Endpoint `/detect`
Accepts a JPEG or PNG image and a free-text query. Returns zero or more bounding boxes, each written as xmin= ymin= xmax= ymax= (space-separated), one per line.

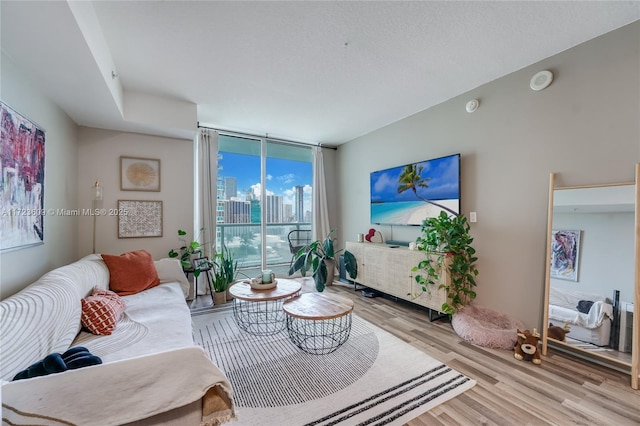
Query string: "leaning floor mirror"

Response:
xmin=542 ymin=164 xmax=639 ymax=390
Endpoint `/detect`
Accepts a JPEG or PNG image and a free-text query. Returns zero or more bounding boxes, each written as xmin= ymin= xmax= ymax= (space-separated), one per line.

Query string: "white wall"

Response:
xmin=336 ymin=22 xmax=640 ymax=328
xmin=77 ymin=128 xmax=194 ymax=260
xmin=0 ymin=53 xmax=80 ymax=298
xmin=552 ymin=212 xmax=635 ymax=304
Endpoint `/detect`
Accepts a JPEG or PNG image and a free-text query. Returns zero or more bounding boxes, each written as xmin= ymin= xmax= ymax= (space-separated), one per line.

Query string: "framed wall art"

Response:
xmin=0 ymin=101 xmax=46 ymax=252
xmin=117 ymin=200 xmax=163 ymax=238
xmin=120 ymin=156 xmax=161 ymax=192
xmin=550 ymin=229 xmax=581 ymax=281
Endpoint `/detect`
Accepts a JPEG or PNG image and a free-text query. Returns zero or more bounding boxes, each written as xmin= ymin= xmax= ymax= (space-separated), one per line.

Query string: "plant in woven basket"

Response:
xmin=213 ymin=245 xmax=238 ymax=292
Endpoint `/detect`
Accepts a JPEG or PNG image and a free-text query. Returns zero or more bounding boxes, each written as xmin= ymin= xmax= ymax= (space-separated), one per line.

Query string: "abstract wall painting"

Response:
xmin=117 ymin=200 xmax=163 ymax=238
xmin=1 ymin=101 xmax=46 ymax=252
xmin=551 ymin=229 xmax=581 ymax=281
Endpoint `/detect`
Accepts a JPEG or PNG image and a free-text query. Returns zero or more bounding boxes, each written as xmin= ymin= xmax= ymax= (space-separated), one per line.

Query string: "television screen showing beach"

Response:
xmin=370 ymin=154 xmax=460 ymax=226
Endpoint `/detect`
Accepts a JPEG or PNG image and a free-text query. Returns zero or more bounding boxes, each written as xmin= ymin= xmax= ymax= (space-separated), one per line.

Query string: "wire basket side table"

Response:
xmin=228 ymin=279 xmax=302 ymax=336
xmin=283 ymin=292 xmax=355 ymax=354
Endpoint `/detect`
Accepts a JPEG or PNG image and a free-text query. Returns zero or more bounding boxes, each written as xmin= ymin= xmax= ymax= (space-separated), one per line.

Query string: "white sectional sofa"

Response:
xmin=1 ymin=253 xmax=235 ymax=426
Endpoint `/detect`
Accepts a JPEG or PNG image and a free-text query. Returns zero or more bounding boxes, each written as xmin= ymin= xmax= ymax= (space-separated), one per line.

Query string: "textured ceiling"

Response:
xmin=2 ymin=1 xmax=639 ymax=144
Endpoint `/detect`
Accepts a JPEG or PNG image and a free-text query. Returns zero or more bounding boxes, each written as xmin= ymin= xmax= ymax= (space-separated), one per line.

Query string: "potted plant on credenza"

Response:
xmin=412 ymin=211 xmax=478 ymax=315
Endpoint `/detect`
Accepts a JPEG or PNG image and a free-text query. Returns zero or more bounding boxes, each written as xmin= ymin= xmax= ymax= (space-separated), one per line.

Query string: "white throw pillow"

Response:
xmin=154 ymin=258 xmax=190 ymax=298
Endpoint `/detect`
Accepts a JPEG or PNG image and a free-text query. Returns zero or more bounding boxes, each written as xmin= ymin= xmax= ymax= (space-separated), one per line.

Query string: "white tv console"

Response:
xmin=345 ymin=241 xmax=449 ymax=318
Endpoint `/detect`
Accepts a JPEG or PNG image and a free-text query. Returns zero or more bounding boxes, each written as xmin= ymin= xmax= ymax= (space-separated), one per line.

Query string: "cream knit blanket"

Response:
xmin=2 ymin=346 xmax=235 ymax=425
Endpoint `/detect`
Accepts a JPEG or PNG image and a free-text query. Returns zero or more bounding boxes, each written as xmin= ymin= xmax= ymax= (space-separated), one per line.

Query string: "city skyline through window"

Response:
xmin=216 ymin=135 xmax=312 ymax=271
xmin=218 ymin=152 xmax=312 ymax=222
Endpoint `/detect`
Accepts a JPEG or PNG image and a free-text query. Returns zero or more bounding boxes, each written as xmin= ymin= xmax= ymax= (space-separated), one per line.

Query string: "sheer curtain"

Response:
xmin=312 ymin=146 xmax=331 ymax=242
xmin=194 ymin=129 xmax=218 ymax=294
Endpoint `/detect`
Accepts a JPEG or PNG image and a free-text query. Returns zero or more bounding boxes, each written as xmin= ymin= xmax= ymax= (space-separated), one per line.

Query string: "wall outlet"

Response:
xmin=469 ymin=212 xmax=477 ymax=223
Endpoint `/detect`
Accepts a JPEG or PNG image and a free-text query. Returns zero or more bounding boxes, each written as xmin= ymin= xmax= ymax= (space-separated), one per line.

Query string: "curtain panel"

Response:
xmin=194 ymin=129 xmax=218 ymax=294
xmin=312 ymin=146 xmax=331 ymax=242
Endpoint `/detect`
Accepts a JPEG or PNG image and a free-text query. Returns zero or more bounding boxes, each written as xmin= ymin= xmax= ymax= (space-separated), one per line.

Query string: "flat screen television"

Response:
xmin=370 ymin=153 xmax=460 ymax=226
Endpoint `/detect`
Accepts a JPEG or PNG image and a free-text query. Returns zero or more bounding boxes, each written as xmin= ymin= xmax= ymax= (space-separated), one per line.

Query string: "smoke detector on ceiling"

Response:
xmin=530 ymin=70 xmax=553 ymax=91
xmin=465 ymin=99 xmax=479 ymax=113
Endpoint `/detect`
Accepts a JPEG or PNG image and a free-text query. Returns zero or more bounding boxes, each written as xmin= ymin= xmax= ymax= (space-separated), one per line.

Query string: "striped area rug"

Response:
xmin=192 ymin=306 xmax=475 ymax=425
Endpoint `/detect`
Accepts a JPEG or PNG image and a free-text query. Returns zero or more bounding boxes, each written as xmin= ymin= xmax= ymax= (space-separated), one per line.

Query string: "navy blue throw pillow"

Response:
xmin=13 ymin=346 xmax=102 ymax=381
xmin=13 ymin=353 xmax=67 ymax=381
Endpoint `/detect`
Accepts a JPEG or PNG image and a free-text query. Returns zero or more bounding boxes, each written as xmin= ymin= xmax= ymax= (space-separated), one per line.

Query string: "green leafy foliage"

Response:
xmin=412 ymin=211 xmax=478 ymax=315
xmin=288 ymin=228 xmax=357 ymax=292
xmin=209 ymin=245 xmax=238 ymax=292
xmin=168 ymin=228 xmax=205 ymax=275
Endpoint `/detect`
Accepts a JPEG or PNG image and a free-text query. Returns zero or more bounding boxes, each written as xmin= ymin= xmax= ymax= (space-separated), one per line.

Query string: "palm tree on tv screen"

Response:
xmin=397 ymin=164 xmax=457 ymax=216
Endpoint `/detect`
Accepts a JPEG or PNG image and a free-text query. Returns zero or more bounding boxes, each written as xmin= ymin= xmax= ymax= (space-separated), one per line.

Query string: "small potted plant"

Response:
xmin=412 ymin=211 xmax=478 ymax=315
xmin=288 ymin=229 xmax=357 ymax=292
xmin=168 ymin=228 xmax=205 ymax=276
xmin=210 ymin=263 xmax=230 ymax=305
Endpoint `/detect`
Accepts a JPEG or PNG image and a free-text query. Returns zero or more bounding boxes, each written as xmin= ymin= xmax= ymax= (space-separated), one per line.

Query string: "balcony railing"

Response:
xmin=217 ymin=222 xmax=311 ymax=278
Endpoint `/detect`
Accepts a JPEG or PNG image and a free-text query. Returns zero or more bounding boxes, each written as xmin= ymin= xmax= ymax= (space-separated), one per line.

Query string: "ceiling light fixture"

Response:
xmin=530 ymin=70 xmax=553 ymax=91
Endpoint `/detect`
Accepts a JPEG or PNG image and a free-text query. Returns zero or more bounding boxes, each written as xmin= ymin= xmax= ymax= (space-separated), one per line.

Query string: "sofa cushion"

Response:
xmin=73 ymin=282 xmax=193 ymax=365
xmin=81 ymin=288 xmax=126 ymax=335
xmin=102 ymin=250 xmax=160 ymax=296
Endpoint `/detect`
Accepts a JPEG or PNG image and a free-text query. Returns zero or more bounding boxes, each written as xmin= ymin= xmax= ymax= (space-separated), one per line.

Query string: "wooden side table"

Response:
xmin=228 ymin=279 xmax=302 ymax=335
xmin=282 ymin=292 xmax=354 ymax=354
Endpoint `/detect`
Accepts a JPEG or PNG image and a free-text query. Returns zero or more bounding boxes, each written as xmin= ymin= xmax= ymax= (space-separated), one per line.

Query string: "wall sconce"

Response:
xmin=93 ymin=180 xmax=103 ymax=202
xmin=92 ymin=180 xmax=103 ymax=254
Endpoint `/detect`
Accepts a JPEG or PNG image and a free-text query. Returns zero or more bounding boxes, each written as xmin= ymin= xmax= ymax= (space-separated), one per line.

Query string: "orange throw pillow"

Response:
xmin=81 ymin=288 xmax=126 ymax=335
xmin=101 ymin=250 xmax=160 ymax=296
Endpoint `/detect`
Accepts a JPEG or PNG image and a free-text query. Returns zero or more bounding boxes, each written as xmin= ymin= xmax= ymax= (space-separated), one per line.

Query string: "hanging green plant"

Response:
xmin=412 ymin=211 xmax=478 ymax=315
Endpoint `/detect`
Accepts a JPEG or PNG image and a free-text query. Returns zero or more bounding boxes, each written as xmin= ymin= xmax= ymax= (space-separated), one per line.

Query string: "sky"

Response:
xmin=218 ymin=152 xmax=312 ymax=210
xmin=370 ymin=154 xmax=460 ymax=203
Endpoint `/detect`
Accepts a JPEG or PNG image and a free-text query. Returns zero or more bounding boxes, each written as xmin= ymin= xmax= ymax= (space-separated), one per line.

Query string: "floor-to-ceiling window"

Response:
xmin=216 ymin=134 xmax=312 ymax=276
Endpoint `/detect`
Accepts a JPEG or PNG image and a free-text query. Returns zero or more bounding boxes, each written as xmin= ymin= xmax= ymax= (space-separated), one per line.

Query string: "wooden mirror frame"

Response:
xmin=541 ymin=164 xmax=639 ymax=389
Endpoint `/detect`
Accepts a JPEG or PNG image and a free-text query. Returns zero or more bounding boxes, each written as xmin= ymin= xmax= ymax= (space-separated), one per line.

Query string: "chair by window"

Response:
xmin=288 ymin=229 xmax=312 ymax=268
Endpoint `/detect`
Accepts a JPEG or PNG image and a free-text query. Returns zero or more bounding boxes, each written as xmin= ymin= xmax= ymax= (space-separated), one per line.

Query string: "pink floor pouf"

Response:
xmin=451 ymin=304 xmax=525 ymax=350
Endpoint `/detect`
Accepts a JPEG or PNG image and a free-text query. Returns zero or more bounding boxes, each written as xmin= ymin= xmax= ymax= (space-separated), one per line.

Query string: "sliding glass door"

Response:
xmin=216 ymin=134 xmax=311 ymax=276
xmin=264 ymin=140 xmax=312 ymax=272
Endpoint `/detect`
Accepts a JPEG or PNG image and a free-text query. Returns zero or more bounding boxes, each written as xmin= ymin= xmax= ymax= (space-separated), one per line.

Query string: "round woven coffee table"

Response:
xmin=228 ymin=278 xmax=302 ymax=336
xmin=282 ymin=292 xmax=354 ymax=354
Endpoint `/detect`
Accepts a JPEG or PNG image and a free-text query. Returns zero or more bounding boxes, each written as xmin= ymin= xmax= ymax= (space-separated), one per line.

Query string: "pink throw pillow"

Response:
xmin=81 ymin=288 xmax=126 ymax=335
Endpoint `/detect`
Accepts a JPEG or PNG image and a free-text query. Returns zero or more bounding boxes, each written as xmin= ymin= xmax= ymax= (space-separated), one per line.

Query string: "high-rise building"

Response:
xmin=223 ymin=199 xmax=250 ymax=223
xmin=295 ymin=185 xmax=304 ymax=222
xmin=283 ymin=204 xmax=293 ymax=222
xmin=265 ymin=195 xmax=283 ymax=223
xmin=224 ymin=177 xmax=237 ymax=200
xmin=250 ymin=199 xmax=261 ymax=223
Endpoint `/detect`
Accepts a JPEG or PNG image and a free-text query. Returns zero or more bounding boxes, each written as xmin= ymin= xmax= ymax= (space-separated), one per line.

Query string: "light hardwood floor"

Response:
xmin=192 ymin=278 xmax=640 ymax=425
